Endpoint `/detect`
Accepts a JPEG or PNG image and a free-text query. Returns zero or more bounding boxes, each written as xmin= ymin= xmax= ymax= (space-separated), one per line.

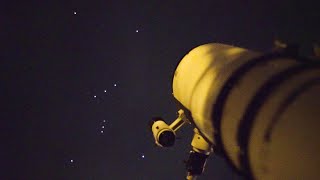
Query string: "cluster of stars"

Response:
xmin=100 ymin=119 xmax=107 ymax=134
xmin=68 ymin=9 xmax=145 ymax=170
xmin=89 ymin=84 xmax=118 ymax=135
xmin=92 ymin=83 xmax=117 ymax=99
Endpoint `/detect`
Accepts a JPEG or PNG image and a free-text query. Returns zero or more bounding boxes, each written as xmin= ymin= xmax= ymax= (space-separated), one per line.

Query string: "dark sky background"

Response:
xmin=2 ymin=0 xmax=319 ymax=179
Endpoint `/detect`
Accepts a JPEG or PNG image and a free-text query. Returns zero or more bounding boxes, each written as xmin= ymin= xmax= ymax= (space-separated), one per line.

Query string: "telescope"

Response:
xmin=150 ymin=43 xmax=320 ymax=179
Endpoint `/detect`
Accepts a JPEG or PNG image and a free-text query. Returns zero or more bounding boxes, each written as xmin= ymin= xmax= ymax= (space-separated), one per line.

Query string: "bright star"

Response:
xmin=102 ymin=126 xmax=105 ymax=129
xmin=73 ymin=11 xmax=77 ymax=15
xmin=104 ymin=90 xmax=107 ymax=93
xmin=141 ymin=154 xmax=145 ymax=158
xmin=101 ymin=130 xmax=104 ymax=133
xmin=93 ymin=95 xmax=97 ymax=98
xmin=70 ymin=159 xmax=74 ymax=163
xmin=136 ymin=29 xmax=139 ymax=33
xmin=114 ymin=83 xmax=117 ymax=87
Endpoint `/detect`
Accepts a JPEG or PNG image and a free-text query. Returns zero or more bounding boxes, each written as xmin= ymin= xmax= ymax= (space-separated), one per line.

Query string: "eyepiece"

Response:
xmin=158 ymin=130 xmax=175 ymax=147
xmin=151 ymin=120 xmax=176 ymax=147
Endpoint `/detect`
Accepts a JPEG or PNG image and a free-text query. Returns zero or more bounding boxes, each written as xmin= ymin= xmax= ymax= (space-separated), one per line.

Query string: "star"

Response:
xmin=135 ymin=29 xmax=139 ymax=33
xmin=101 ymin=130 xmax=104 ymax=133
xmin=70 ymin=159 xmax=74 ymax=163
xmin=93 ymin=95 xmax=97 ymax=98
xmin=104 ymin=90 xmax=107 ymax=93
xmin=102 ymin=126 xmax=105 ymax=128
xmin=141 ymin=154 xmax=145 ymax=158
xmin=103 ymin=120 xmax=106 ymax=122
xmin=73 ymin=11 xmax=77 ymax=15
xmin=114 ymin=83 xmax=117 ymax=87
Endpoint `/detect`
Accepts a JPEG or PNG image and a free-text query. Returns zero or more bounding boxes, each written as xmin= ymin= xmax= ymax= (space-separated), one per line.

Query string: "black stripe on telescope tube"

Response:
xmin=211 ymin=51 xmax=309 ymax=177
xmin=264 ymin=78 xmax=320 ymax=142
xmin=237 ymin=63 xmax=320 ymax=178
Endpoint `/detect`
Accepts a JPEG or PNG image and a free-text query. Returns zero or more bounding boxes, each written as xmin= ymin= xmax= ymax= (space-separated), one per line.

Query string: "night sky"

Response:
xmin=2 ymin=1 xmax=319 ymax=179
